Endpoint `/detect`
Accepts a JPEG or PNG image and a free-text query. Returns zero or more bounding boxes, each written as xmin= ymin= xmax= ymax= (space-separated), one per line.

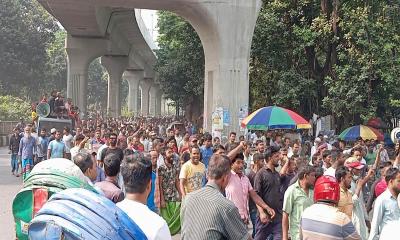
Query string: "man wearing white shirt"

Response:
xmin=117 ymin=153 xmax=171 ymax=240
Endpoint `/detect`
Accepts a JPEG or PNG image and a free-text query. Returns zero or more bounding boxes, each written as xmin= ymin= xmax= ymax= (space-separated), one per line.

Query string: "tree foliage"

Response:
xmin=0 ymin=95 xmax=31 ymax=121
xmin=250 ymin=0 xmax=400 ymax=130
xmin=155 ymin=11 xmax=204 ymax=119
xmin=0 ymin=0 xmax=59 ymax=99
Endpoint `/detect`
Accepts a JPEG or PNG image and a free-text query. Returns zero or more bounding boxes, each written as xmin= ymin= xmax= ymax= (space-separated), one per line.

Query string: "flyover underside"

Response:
xmin=37 ymin=0 xmax=262 ymax=132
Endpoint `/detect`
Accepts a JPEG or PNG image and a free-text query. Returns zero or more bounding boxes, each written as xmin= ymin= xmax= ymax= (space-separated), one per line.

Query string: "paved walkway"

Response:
xmin=0 ymin=147 xmax=181 ymax=239
xmin=0 ymin=147 xmax=22 ymax=239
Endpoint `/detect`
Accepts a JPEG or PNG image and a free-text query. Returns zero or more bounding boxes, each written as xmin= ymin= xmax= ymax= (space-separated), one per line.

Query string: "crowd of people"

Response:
xmin=9 ymin=115 xmax=400 ymax=240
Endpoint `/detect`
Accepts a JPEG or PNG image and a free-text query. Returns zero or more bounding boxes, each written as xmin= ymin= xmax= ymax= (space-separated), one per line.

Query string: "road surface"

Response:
xmin=0 ymin=147 xmax=182 ymax=239
xmin=0 ymin=147 xmax=22 ymax=239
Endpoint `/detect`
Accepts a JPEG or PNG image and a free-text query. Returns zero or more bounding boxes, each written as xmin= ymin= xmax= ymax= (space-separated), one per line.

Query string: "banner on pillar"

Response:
xmin=238 ymin=105 xmax=248 ymax=132
xmin=223 ymin=108 xmax=230 ymax=126
xmin=212 ymin=107 xmax=224 ymax=131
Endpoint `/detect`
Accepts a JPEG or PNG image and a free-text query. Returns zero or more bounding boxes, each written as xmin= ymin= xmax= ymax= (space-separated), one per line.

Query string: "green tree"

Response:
xmin=0 ymin=0 xmax=59 ymax=99
xmin=0 ymin=95 xmax=31 ymax=121
xmin=155 ymin=11 xmax=204 ymax=120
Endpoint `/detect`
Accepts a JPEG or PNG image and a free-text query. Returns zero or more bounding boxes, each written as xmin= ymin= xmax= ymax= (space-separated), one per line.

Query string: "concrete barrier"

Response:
xmin=0 ymin=135 xmax=10 ymax=147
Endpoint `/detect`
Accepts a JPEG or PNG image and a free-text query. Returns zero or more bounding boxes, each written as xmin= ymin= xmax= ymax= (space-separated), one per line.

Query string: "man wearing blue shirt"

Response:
xmin=47 ymin=130 xmax=66 ymax=159
xmin=369 ymin=167 xmax=400 ymax=240
xmin=36 ymin=128 xmax=49 ymax=164
xmin=18 ymin=126 xmax=36 ymax=181
xmin=200 ymin=134 xmax=213 ymax=168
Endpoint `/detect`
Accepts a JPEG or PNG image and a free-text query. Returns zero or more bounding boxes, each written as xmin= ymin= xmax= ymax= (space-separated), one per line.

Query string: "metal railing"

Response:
xmin=0 ymin=121 xmax=18 ymax=136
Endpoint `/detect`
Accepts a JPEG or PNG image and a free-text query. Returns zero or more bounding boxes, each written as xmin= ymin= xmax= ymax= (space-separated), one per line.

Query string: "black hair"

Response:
xmin=229 ymin=132 xmax=237 ymax=136
xmin=298 ymin=165 xmax=316 ymax=180
xmin=103 ymin=153 xmax=121 ymax=177
xmin=73 ymin=153 xmax=93 ymax=173
xmin=213 ymin=144 xmax=226 ymax=153
xmin=75 ymin=134 xmax=85 ymax=142
xmin=109 ymin=132 xmax=118 ymax=138
xmin=265 ymin=146 xmax=280 ymax=161
xmin=253 ymin=153 xmax=265 ymax=163
xmin=232 ymin=153 xmax=245 ymax=163
xmin=335 ymin=166 xmax=350 ymax=183
xmin=207 ymin=155 xmax=231 ymax=180
xmin=385 ymin=167 xmax=400 ymax=184
xmin=204 ymin=133 xmax=212 ymax=141
xmin=64 ymin=126 xmax=70 ymax=133
xmin=322 ymin=150 xmax=332 ymax=159
xmin=121 ymin=154 xmax=152 ymax=194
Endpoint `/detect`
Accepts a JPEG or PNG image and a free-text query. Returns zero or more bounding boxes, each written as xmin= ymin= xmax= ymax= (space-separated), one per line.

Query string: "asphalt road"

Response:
xmin=0 ymin=147 xmax=182 ymax=239
xmin=0 ymin=147 xmax=22 ymax=239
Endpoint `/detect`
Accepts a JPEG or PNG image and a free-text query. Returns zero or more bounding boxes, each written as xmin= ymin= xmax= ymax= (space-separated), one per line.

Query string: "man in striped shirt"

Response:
xmin=181 ymin=154 xmax=251 ymax=240
xmin=300 ymin=175 xmax=360 ymax=240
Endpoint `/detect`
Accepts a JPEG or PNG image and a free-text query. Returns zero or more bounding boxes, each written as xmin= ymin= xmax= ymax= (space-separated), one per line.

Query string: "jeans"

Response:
xmin=250 ymin=209 xmax=257 ymax=238
xmin=255 ymin=214 xmax=282 ymax=240
xmin=11 ymin=154 xmax=19 ymax=173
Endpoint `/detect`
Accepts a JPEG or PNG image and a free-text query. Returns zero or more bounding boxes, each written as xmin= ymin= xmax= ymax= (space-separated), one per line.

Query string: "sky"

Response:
xmin=140 ymin=9 xmax=159 ymax=45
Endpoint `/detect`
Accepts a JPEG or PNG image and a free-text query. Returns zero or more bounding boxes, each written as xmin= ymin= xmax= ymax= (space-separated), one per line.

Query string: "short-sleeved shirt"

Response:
xmin=300 ymin=203 xmax=361 ymax=240
xmin=100 ymin=147 xmax=124 ymax=162
xmin=199 ymin=146 xmax=213 ymax=168
xmin=117 ymin=199 xmax=171 ymax=240
xmin=282 ymin=180 xmax=314 ymax=240
xmin=62 ymin=134 xmax=73 ymax=153
xmin=147 ymin=171 xmax=157 ymax=212
xmin=181 ymin=182 xmax=249 ymax=240
xmin=48 ymin=140 xmax=65 ymax=158
xmin=254 ymin=166 xmax=283 ymax=215
xmin=158 ymin=163 xmax=180 ymax=202
xmin=338 ymin=187 xmax=354 ymax=219
xmin=94 ymin=177 xmax=124 ymax=203
xmin=179 ymin=161 xmax=206 ymax=194
xmin=225 ymin=171 xmax=253 ymax=220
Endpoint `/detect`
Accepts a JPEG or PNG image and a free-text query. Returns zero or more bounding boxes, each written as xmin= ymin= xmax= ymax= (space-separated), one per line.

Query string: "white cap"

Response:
xmin=50 ymin=128 xmax=56 ymax=134
xmin=323 ymin=135 xmax=328 ymax=139
xmin=315 ymin=137 xmax=321 ymax=142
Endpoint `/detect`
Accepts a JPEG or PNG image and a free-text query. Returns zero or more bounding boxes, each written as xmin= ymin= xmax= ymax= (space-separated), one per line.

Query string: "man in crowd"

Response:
xmin=181 ymin=154 xmax=251 ymax=240
xmin=36 ymin=128 xmax=49 ymax=165
xmin=225 ymin=153 xmax=275 ymax=225
xmin=63 ymin=126 xmax=73 ymax=160
xmin=158 ymin=146 xmax=182 ymax=235
xmin=47 ymin=130 xmax=66 ymax=159
xmin=100 ymin=132 xmax=123 ymax=164
xmin=324 ymin=150 xmax=345 ymax=177
xmin=282 ymin=165 xmax=316 ymax=240
xmin=95 ymin=153 xmax=124 ymax=203
xmin=9 ymin=127 xmax=21 ymax=176
xmin=336 ymin=165 xmax=374 ymax=240
xmin=147 ymin=150 xmax=159 ymax=212
xmin=224 ymin=132 xmax=237 ymax=152
xmin=300 ymin=175 xmax=360 ymax=239
xmin=73 ymin=152 xmax=97 ymax=185
xmin=199 ymin=133 xmax=213 ymax=168
xmin=369 ymin=167 xmax=400 ymax=240
xmin=117 ymin=153 xmax=171 ymax=240
xmin=18 ymin=126 xmax=36 ymax=181
xmin=254 ymin=146 xmax=289 ymax=240
xmin=179 ymin=146 xmax=206 ymax=197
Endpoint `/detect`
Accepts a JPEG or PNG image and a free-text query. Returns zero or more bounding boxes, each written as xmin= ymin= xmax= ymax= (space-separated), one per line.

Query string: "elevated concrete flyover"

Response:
xmin=38 ymin=0 xmax=159 ymax=117
xmin=38 ymin=0 xmax=262 ymax=133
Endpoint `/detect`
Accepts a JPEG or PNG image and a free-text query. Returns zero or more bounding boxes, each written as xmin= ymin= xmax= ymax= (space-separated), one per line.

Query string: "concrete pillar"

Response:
xmin=123 ymin=70 xmax=143 ymax=115
xmin=181 ymin=1 xmax=262 ymax=134
xmin=140 ymin=80 xmax=152 ymax=116
xmin=155 ymin=93 xmax=162 ymax=116
xmin=101 ymin=56 xmax=128 ymax=117
xmin=65 ymin=34 xmax=107 ymax=114
xmin=161 ymin=95 xmax=166 ymax=116
xmin=149 ymin=84 xmax=159 ymax=116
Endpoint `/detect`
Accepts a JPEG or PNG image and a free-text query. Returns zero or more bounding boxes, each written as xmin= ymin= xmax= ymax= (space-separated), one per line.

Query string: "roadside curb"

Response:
xmin=0 ymin=135 xmax=10 ymax=147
